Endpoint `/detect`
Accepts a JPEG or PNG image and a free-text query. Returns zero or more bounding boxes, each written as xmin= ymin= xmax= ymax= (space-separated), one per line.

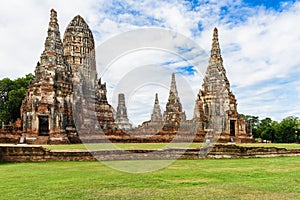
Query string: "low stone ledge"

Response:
xmin=1 ymin=144 xmax=300 ymax=162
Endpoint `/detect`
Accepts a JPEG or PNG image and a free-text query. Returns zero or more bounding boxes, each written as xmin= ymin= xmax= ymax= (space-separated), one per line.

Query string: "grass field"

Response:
xmin=42 ymin=143 xmax=300 ymax=150
xmin=0 ymin=157 xmax=299 ymax=200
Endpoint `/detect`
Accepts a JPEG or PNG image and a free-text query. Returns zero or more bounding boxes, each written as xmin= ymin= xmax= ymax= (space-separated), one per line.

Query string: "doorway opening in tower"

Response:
xmin=230 ymin=120 xmax=236 ymax=136
xmin=38 ymin=115 xmax=49 ymax=136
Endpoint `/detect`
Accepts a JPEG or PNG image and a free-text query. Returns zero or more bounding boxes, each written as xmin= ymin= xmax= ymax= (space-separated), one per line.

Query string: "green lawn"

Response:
xmin=0 ymin=157 xmax=299 ymax=199
xmin=43 ymin=143 xmax=300 ymax=151
xmin=236 ymin=143 xmax=300 ymax=149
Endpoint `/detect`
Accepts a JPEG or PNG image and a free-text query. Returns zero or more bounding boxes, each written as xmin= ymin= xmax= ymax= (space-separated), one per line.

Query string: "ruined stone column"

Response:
xmin=151 ymin=93 xmax=163 ymax=122
xmin=115 ymin=93 xmax=132 ymax=130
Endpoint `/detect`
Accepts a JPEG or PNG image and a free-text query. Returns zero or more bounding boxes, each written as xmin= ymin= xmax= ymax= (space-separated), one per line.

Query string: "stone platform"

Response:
xmin=0 ymin=144 xmax=300 ymax=162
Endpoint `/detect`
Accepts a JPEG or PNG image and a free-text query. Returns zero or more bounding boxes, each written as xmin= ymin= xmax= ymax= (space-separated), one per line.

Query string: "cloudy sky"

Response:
xmin=0 ymin=0 xmax=299 ymax=126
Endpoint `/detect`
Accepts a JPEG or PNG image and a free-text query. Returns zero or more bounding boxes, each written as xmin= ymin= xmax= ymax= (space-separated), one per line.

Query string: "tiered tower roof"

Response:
xmin=164 ymin=73 xmax=186 ymax=122
xmin=203 ymin=27 xmax=230 ymax=91
xmin=34 ymin=9 xmax=67 ymax=83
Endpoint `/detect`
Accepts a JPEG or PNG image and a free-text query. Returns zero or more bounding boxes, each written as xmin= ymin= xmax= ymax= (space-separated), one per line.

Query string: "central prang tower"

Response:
xmin=62 ymin=14 xmax=115 ymax=133
xmin=63 ymin=15 xmax=96 ymax=87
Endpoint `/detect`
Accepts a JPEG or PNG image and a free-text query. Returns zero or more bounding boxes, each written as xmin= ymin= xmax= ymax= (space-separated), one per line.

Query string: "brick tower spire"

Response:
xmin=32 ymin=9 xmax=64 ymax=83
xmin=209 ymin=27 xmax=223 ymax=64
xmin=164 ymin=73 xmax=184 ymax=117
xmin=40 ymin=9 xmax=64 ymax=66
xmin=204 ymin=27 xmax=230 ymax=91
xmin=193 ymin=27 xmax=250 ymax=141
xmin=21 ymin=9 xmax=73 ymax=137
xmin=163 ymin=73 xmax=186 ymax=130
xmin=170 ymin=73 xmax=178 ymax=97
xmin=151 ymin=93 xmax=162 ymax=122
xmin=194 ymin=28 xmax=231 ymax=121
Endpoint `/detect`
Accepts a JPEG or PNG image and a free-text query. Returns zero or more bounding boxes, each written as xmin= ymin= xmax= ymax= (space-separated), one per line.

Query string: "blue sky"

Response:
xmin=0 ymin=0 xmax=299 ymax=125
xmin=244 ymin=0 xmax=294 ymax=9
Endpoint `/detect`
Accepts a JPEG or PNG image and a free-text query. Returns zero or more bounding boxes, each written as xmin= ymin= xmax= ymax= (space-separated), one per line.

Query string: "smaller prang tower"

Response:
xmin=151 ymin=93 xmax=163 ymax=123
xmin=163 ymin=73 xmax=186 ymax=131
xmin=193 ymin=28 xmax=252 ymax=142
xmin=21 ymin=9 xmax=73 ymax=139
xmin=115 ymin=93 xmax=132 ymax=130
xmin=136 ymin=93 xmax=163 ymax=136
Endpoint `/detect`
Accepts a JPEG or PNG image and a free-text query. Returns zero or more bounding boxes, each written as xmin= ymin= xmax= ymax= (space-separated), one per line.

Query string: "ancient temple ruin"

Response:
xmin=137 ymin=29 xmax=252 ymax=143
xmin=193 ymin=28 xmax=252 ymax=142
xmin=20 ymin=9 xmax=115 ymax=144
xmin=11 ymin=9 xmax=253 ymax=144
xmin=21 ymin=9 xmax=73 ymax=142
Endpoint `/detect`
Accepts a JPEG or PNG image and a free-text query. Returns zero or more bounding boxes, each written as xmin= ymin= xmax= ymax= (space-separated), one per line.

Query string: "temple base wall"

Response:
xmin=0 ymin=144 xmax=299 ymax=162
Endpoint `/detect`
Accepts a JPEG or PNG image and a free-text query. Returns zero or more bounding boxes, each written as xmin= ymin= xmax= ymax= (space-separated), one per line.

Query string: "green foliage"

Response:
xmin=0 ymin=78 xmax=13 ymax=103
xmin=275 ymin=116 xmax=299 ymax=143
xmin=240 ymin=114 xmax=300 ymax=143
xmin=0 ymin=157 xmax=299 ymax=199
xmin=0 ymin=74 xmax=34 ymax=127
xmin=258 ymin=117 xmax=277 ymax=142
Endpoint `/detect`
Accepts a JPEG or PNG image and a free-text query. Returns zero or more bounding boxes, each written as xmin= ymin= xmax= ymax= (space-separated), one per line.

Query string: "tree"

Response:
xmin=0 ymin=74 xmax=34 ymax=128
xmin=239 ymin=114 xmax=300 ymax=143
xmin=295 ymin=119 xmax=300 ymax=143
xmin=258 ymin=117 xmax=277 ymax=142
xmin=0 ymin=78 xmax=13 ymax=103
xmin=275 ymin=116 xmax=299 ymax=143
